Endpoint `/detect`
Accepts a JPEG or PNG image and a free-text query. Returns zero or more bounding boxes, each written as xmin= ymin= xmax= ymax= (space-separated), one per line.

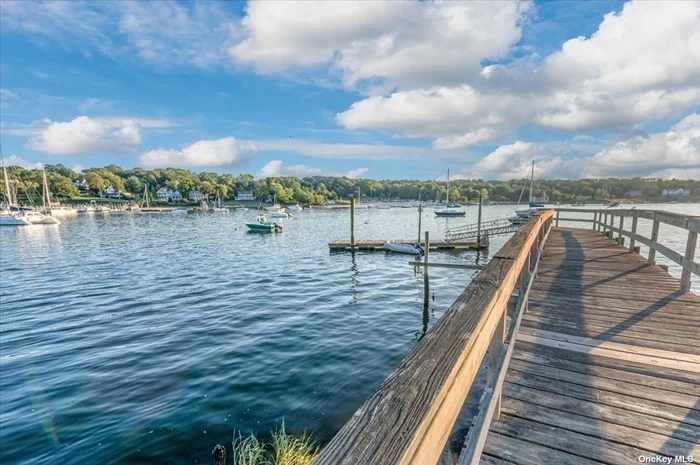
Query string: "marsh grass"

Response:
xmin=230 ymin=422 xmax=319 ymax=465
xmin=271 ymin=423 xmax=319 ymax=465
xmin=231 ymin=432 xmax=267 ymax=465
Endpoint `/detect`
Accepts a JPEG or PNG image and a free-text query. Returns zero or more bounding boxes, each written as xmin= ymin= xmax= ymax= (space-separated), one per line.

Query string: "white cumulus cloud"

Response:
xmin=258 ymin=160 xmax=368 ymax=179
xmin=139 ymin=137 xmax=259 ymax=169
xmin=25 ymin=116 xmax=144 ymax=154
xmin=230 ymin=1 xmax=530 ymax=91
xmin=4 ymin=154 xmax=44 ymax=170
xmin=585 ymin=113 xmax=700 ymax=178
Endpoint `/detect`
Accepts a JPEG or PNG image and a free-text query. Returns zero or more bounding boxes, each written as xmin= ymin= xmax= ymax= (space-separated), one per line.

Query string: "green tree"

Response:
xmin=85 ymin=172 xmax=105 ymax=194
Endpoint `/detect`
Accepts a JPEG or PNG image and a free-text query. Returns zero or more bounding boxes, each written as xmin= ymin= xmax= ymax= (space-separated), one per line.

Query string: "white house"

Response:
xmin=189 ymin=190 xmax=207 ymax=202
xmin=662 ymin=188 xmax=690 ymax=196
xmin=156 ymin=188 xmax=183 ymax=202
xmin=103 ymin=186 xmax=115 ymax=197
xmin=236 ymin=190 xmax=255 ymax=201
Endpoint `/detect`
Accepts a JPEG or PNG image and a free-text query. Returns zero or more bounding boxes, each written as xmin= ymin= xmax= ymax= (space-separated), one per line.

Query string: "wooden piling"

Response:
xmin=212 ymin=445 xmax=226 ymax=465
xmin=417 ymin=204 xmax=423 ymax=244
xmin=477 ymin=193 xmax=483 ymax=246
xmin=350 ymin=197 xmax=356 ymax=249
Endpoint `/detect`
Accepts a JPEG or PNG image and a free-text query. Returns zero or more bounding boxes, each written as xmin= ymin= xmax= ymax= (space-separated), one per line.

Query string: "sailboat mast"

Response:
xmin=529 ymin=160 xmax=534 ymax=204
xmin=43 ymin=169 xmax=49 ymax=210
xmin=446 ymin=169 xmax=450 ymax=205
xmin=2 ymin=157 xmax=11 ymax=207
xmin=143 ymin=184 xmax=149 ymax=208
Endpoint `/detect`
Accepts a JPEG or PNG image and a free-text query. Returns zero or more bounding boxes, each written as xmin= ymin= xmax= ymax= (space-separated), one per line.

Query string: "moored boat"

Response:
xmin=246 ymin=215 xmax=283 ymax=233
xmin=435 ymin=170 xmax=465 ymax=217
xmin=384 ymin=241 xmax=424 ymax=255
xmin=0 ymin=214 xmax=31 ymax=226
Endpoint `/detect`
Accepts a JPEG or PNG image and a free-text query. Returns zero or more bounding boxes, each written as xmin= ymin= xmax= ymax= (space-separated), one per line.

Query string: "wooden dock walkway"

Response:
xmin=481 ymin=227 xmax=700 ymax=464
xmin=313 ymin=209 xmax=699 ymax=465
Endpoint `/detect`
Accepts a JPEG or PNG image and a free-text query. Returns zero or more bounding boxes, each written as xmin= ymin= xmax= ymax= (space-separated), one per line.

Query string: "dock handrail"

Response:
xmin=313 ymin=210 xmax=554 ymax=465
xmin=553 ymin=208 xmax=699 ymax=291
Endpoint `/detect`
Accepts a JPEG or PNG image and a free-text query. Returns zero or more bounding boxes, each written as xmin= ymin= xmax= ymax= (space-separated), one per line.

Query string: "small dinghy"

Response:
xmin=384 ymin=241 xmax=424 ymax=255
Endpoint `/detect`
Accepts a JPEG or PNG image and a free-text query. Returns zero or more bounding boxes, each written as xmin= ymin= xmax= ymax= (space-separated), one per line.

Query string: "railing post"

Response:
xmin=602 ymin=212 xmax=607 ymax=233
xmin=681 ymin=230 xmax=698 ymax=292
xmin=648 ymin=218 xmax=660 ymax=264
xmin=629 ymin=211 xmax=638 ymax=252
xmin=617 ymin=215 xmax=624 ymax=244
xmin=592 ymin=212 xmax=597 ymax=230
xmin=607 ymin=214 xmax=614 ymax=239
xmin=555 ymin=209 xmax=559 ymax=227
xmin=487 ymin=308 xmax=505 ymax=421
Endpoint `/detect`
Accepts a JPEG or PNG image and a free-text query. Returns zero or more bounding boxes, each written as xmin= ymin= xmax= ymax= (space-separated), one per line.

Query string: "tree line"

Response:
xmin=1 ymin=163 xmax=698 ymax=205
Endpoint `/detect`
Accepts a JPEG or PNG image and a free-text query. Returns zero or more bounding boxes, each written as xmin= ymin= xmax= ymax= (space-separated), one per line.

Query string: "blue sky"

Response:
xmin=1 ymin=0 xmax=698 ymax=180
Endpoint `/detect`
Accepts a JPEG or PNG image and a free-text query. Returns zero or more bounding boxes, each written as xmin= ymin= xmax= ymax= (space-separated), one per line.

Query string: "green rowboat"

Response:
xmin=246 ymin=215 xmax=283 ymax=233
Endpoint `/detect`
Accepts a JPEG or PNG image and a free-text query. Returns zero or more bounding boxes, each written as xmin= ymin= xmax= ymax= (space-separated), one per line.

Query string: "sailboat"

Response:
xmin=211 ymin=191 xmax=228 ymax=213
xmin=136 ymin=185 xmax=161 ymax=214
xmin=0 ymin=156 xmax=31 ymax=226
xmin=509 ymin=161 xmax=542 ymax=225
xmin=435 ymin=170 xmax=465 ymax=217
xmin=42 ymin=170 xmax=77 ymax=217
xmin=29 ymin=170 xmax=61 ymax=224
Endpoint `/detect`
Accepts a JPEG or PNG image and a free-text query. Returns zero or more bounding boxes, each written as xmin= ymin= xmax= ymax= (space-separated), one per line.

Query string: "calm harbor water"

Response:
xmin=1 ymin=203 xmax=697 ymax=464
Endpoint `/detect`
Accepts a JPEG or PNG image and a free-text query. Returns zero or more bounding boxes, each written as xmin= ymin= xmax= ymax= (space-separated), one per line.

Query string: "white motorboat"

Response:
xmin=287 ymin=204 xmax=303 ymax=212
xmin=78 ymin=200 xmax=97 ymax=214
xmin=0 ymin=214 xmax=31 ymax=226
xmin=49 ymin=207 xmax=77 ymax=216
xmin=270 ymin=211 xmax=290 ymax=218
xmin=384 ymin=241 xmax=424 ymax=255
xmin=171 ymin=209 xmax=189 ymax=215
xmin=19 ymin=211 xmax=60 ymax=225
xmin=376 ymin=205 xmax=391 ymax=210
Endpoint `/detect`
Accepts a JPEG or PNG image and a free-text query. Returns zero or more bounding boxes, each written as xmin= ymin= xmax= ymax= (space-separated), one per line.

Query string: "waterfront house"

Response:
xmin=662 ymin=187 xmax=690 ymax=196
xmin=189 ymin=190 xmax=207 ymax=202
xmin=625 ymin=190 xmax=644 ymax=197
xmin=156 ymin=188 xmax=184 ymax=202
xmin=75 ymin=179 xmax=89 ymax=190
xmin=236 ymin=190 xmax=255 ymax=201
xmin=103 ymin=186 xmax=115 ymax=197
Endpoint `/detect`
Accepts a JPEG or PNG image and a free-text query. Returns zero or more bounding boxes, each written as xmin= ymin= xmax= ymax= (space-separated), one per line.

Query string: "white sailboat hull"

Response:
xmin=0 ymin=215 xmax=31 ymax=226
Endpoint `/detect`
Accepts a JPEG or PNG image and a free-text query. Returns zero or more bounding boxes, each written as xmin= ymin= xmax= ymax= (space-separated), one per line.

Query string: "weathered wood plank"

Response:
xmin=504 ymin=369 xmax=700 ymax=427
xmin=514 ymin=340 xmax=700 ymax=385
xmin=508 ymin=357 xmax=700 ymax=409
xmin=491 ymin=413 xmax=667 ymax=463
xmin=482 ymin=431 xmax=601 ymax=465
xmin=517 ymin=329 xmax=700 ymax=373
xmin=503 ymin=381 xmax=700 ymax=443
xmin=500 ymin=397 xmax=700 ymax=457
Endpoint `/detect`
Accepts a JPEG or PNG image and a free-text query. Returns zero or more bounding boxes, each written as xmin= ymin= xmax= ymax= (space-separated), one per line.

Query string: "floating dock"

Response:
xmin=328 ymin=239 xmax=485 ymax=252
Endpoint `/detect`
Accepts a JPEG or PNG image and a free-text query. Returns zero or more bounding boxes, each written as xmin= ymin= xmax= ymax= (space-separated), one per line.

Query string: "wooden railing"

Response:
xmin=314 ymin=210 xmax=554 ymax=465
xmin=554 ymin=208 xmax=699 ymax=291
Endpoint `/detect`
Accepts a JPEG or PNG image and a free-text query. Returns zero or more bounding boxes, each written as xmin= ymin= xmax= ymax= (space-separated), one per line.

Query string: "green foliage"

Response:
xmin=2 ymin=163 xmax=699 ymax=206
xmin=229 ymin=424 xmax=318 ymax=465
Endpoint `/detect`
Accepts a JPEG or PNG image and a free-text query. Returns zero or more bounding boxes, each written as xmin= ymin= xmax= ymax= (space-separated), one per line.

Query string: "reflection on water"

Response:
xmin=0 ymin=203 xmax=697 ymax=465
